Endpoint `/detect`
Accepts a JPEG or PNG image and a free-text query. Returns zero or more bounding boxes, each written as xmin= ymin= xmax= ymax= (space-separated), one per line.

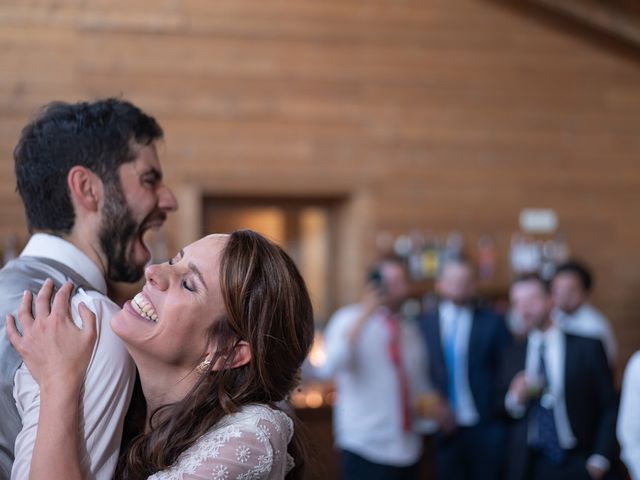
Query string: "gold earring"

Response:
xmin=196 ymin=360 xmax=211 ymax=374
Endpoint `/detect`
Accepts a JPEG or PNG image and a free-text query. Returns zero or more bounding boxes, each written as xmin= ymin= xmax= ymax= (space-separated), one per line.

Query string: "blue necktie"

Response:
xmin=529 ymin=342 xmax=565 ymax=464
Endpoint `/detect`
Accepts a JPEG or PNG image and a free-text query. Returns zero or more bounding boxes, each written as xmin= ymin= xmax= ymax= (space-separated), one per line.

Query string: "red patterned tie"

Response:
xmin=384 ymin=313 xmax=412 ymax=432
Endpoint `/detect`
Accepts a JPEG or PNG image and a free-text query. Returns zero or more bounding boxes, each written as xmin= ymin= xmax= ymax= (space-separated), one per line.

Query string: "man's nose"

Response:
xmin=158 ymin=183 xmax=178 ymax=212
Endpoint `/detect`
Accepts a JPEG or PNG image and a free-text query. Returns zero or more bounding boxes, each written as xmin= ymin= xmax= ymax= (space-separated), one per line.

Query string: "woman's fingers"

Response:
xmin=77 ymin=303 xmax=97 ymax=342
xmin=8 ymin=283 xmax=97 ymax=389
xmin=51 ymin=282 xmax=74 ymax=322
xmin=6 ymin=314 xmax=22 ymax=351
xmin=35 ymin=278 xmax=54 ymax=318
xmin=17 ymin=290 xmax=34 ymax=331
xmin=11 ymin=279 xmax=94 ymax=343
xmin=15 ymin=281 xmax=77 ymax=336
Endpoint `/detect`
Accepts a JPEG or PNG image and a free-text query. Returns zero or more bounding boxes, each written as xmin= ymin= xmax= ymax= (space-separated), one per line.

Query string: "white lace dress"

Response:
xmin=147 ymin=404 xmax=295 ymax=480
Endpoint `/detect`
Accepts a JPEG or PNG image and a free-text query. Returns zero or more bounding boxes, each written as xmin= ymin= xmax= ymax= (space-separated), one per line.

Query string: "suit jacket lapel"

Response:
xmin=563 ymin=333 xmax=577 ymax=415
xmin=468 ymin=309 xmax=481 ymax=374
xmin=427 ymin=310 xmax=448 ymax=394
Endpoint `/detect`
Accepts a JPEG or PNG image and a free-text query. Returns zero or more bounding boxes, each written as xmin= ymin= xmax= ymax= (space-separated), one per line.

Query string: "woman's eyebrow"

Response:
xmin=188 ymin=262 xmax=208 ymax=290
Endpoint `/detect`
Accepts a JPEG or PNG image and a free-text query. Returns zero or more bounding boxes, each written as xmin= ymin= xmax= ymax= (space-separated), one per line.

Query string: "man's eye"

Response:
xmin=142 ymin=176 xmax=158 ymax=187
xmin=182 ymin=280 xmax=195 ymax=292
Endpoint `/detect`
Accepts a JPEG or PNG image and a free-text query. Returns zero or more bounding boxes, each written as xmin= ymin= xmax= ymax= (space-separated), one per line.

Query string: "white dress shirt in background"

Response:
xmin=11 ymin=234 xmax=136 ymax=480
xmin=618 ymin=351 xmax=640 ymax=480
xmin=505 ymin=326 xmax=609 ymax=473
xmin=439 ymin=301 xmax=479 ymax=427
xmin=317 ymin=304 xmax=430 ymax=467
xmin=553 ymin=304 xmax=617 ymax=365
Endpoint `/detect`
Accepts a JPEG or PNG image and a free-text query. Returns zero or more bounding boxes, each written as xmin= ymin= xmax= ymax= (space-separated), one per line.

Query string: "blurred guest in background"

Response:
xmin=551 ymin=260 xmax=617 ymax=366
xmin=618 ymin=351 xmax=640 ymax=479
xmin=501 ymin=274 xmax=619 ymax=480
xmin=317 ymin=256 xmax=431 ymax=480
xmin=418 ymin=259 xmax=511 ymax=480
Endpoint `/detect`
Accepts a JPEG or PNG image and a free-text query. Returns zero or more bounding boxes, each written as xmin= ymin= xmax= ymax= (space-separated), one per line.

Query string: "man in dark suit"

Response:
xmin=501 ymin=273 xmax=619 ymax=480
xmin=418 ymin=259 xmax=511 ymax=480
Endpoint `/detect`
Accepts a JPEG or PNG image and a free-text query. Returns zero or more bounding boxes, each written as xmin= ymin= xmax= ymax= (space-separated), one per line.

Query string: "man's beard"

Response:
xmin=99 ymin=182 xmax=145 ymax=283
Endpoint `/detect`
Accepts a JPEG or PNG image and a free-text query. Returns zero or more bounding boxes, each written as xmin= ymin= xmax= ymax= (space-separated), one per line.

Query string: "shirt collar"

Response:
xmin=20 ymin=233 xmax=107 ymax=294
xmin=529 ymin=324 xmax=561 ymax=346
xmin=440 ymin=300 xmax=470 ymax=318
xmin=553 ymin=304 xmax=588 ymax=321
xmin=375 ymin=306 xmax=401 ymax=322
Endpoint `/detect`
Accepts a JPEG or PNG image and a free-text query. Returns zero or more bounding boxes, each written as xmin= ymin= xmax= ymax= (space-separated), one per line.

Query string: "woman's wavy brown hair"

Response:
xmin=116 ymin=229 xmax=315 ymax=479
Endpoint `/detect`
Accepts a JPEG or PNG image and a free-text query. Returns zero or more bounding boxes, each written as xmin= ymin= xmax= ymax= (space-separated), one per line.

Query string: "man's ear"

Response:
xmin=67 ymin=166 xmax=102 ymax=212
xmin=211 ymin=341 xmax=252 ymax=371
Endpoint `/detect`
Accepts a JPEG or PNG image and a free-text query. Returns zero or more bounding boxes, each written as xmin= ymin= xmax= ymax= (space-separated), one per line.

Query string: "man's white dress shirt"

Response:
xmin=318 ymin=304 xmax=430 ymax=467
xmin=618 ymin=351 xmax=640 ymax=480
xmin=11 ymin=234 xmax=136 ymax=480
xmin=505 ymin=326 xmax=609 ymax=472
xmin=439 ymin=301 xmax=479 ymax=426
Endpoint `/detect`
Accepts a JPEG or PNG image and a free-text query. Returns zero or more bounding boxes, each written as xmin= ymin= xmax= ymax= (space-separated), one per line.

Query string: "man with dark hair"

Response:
xmin=318 ymin=256 xmax=432 ymax=480
xmin=500 ymin=274 xmax=619 ymax=480
xmin=0 ymin=99 xmax=177 ymax=479
xmin=418 ymin=259 xmax=511 ymax=480
xmin=551 ymin=260 xmax=617 ymax=365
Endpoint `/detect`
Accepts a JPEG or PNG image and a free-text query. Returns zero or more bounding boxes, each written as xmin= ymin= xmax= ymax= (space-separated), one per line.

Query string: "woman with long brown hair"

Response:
xmin=7 ymin=229 xmax=314 ymax=479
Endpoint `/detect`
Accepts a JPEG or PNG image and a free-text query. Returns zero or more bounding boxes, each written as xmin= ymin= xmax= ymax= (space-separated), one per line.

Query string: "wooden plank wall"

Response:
xmin=1 ymin=0 xmax=640 ymax=371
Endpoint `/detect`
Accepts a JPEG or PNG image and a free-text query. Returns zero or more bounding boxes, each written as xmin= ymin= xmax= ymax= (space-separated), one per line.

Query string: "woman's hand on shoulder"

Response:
xmin=6 ymin=279 xmax=97 ymax=395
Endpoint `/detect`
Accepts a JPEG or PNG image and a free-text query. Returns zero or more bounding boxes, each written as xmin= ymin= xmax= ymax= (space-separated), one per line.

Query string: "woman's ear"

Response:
xmin=228 ymin=341 xmax=251 ymax=369
xmin=211 ymin=341 xmax=252 ymax=371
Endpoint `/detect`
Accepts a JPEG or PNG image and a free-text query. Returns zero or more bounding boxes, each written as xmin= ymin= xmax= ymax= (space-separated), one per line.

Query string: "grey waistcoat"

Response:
xmin=0 ymin=256 xmax=94 ymax=479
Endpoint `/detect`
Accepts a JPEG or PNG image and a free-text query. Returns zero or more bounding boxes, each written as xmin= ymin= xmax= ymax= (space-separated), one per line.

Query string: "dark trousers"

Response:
xmin=435 ymin=423 xmax=506 ymax=480
xmin=340 ymin=449 xmax=420 ymax=480
xmin=527 ymin=450 xmax=591 ymax=480
xmin=527 ymin=449 xmax=622 ymax=480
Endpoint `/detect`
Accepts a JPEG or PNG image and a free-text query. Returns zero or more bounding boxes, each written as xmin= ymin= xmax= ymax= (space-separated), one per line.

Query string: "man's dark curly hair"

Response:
xmin=14 ymin=98 xmax=163 ymax=234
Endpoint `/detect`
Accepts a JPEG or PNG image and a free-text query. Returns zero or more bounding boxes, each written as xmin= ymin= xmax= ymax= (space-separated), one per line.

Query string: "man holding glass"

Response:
xmin=500 ymin=273 xmax=619 ymax=480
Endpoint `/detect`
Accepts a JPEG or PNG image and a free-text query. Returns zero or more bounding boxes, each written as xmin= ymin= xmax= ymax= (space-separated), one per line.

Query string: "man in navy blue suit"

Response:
xmin=418 ymin=259 xmax=511 ymax=480
xmin=500 ymin=274 xmax=620 ymax=480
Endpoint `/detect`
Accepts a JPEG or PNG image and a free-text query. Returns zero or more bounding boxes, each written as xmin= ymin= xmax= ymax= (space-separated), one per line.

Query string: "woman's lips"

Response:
xmin=130 ymin=292 xmax=158 ymax=322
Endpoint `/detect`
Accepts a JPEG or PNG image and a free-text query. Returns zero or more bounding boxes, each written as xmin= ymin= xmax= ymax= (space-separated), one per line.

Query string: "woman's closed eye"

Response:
xmin=167 ymin=251 xmax=196 ymax=292
xmin=167 ymin=249 xmax=207 ymax=293
xmin=182 ymin=279 xmax=196 ymax=292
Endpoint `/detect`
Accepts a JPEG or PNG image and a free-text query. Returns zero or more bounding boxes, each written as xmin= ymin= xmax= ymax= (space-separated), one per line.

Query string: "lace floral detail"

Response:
xmin=235 ymin=445 xmax=251 ymax=463
xmin=212 ymin=465 xmax=229 ymax=479
xmin=236 ymin=454 xmax=273 ymax=480
xmin=147 ymin=404 xmax=295 ymax=480
xmin=255 ymin=425 xmax=271 ymax=444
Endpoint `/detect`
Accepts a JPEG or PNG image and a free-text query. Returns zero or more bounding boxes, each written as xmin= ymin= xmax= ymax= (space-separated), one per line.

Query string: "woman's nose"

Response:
xmin=144 ymin=263 xmax=170 ymax=290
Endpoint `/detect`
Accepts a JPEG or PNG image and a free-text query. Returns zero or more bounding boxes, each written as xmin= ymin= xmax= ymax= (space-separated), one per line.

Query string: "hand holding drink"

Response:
xmin=415 ymin=392 xmax=456 ymax=434
xmin=509 ymin=371 xmax=547 ymax=405
xmin=525 ymin=372 xmax=545 ymax=399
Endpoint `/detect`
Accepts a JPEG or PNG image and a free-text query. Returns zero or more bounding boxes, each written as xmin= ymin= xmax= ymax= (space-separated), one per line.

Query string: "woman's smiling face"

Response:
xmin=110 ymin=234 xmax=229 ymax=369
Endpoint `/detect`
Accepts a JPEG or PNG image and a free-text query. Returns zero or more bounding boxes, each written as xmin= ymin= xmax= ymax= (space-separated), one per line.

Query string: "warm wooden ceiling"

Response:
xmin=489 ymin=0 xmax=640 ymax=54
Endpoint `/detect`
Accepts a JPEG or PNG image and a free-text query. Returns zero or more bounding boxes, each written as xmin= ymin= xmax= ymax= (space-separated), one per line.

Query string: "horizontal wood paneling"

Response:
xmin=0 ymin=0 xmax=639 ymax=373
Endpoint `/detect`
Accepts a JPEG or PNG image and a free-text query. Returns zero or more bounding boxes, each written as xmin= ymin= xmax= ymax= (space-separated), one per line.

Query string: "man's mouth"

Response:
xmin=134 ymin=212 xmax=168 ymax=258
xmin=140 ymin=212 xmax=168 ymax=233
xmin=131 ymin=292 xmax=158 ymax=322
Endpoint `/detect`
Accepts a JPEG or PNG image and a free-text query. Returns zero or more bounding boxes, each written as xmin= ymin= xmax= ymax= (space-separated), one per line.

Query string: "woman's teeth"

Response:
xmin=132 ymin=293 xmax=158 ymax=322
